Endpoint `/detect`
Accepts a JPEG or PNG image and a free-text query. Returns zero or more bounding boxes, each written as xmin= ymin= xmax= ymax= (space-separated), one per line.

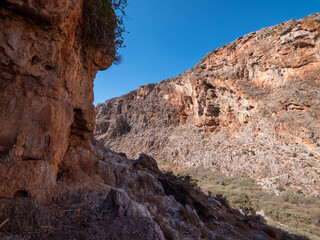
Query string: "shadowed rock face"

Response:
xmin=0 ymin=0 xmax=113 ymax=201
xmin=96 ymin=14 xmax=320 ymax=197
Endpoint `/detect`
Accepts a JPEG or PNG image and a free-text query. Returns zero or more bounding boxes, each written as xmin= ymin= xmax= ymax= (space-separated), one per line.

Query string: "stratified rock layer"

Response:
xmin=96 ymin=14 xmax=320 ymax=196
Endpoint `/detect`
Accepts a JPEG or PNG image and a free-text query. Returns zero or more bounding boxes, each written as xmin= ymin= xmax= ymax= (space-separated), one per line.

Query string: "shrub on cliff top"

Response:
xmin=82 ymin=0 xmax=127 ymax=61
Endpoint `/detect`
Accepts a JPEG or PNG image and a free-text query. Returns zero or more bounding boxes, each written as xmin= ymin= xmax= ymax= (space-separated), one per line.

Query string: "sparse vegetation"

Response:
xmin=277 ymin=185 xmax=286 ymax=192
xmin=82 ymin=0 xmax=128 ymax=61
xmin=242 ymin=149 xmax=256 ymax=156
xmin=176 ymin=173 xmax=199 ymax=188
xmin=174 ymin=167 xmax=320 ymax=240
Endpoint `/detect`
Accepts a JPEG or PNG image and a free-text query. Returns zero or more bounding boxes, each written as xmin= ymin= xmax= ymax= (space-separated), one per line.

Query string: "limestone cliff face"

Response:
xmin=0 ymin=1 xmax=307 ymax=238
xmin=96 ymin=14 xmax=320 ymax=197
xmin=0 ymin=0 xmax=113 ymax=201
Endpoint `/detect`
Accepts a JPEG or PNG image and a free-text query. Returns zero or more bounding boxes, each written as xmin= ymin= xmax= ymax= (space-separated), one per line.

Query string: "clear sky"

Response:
xmin=93 ymin=0 xmax=320 ymax=105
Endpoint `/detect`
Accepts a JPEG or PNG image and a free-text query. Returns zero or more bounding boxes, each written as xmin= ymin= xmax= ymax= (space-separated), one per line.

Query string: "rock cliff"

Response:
xmin=0 ymin=0 xmax=295 ymax=239
xmin=96 ymin=14 xmax=320 ymax=197
xmin=0 ymin=0 xmax=113 ymax=201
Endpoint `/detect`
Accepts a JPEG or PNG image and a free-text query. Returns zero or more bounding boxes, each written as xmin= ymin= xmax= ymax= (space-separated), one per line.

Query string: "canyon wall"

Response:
xmin=0 ymin=1 xmax=307 ymax=238
xmin=0 ymin=0 xmax=113 ymax=201
xmin=96 ymin=14 xmax=320 ymax=197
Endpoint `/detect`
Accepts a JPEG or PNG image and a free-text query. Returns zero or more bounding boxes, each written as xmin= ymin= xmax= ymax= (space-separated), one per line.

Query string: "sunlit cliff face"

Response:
xmin=95 ymin=14 xmax=320 ymax=197
xmin=0 ymin=0 xmax=113 ymax=201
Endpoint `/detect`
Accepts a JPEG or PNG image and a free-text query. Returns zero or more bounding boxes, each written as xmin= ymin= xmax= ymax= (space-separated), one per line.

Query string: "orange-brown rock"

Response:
xmin=0 ymin=1 xmax=309 ymax=238
xmin=96 ymin=13 xmax=320 ymax=197
xmin=0 ymin=0 xmax=113 ymax=201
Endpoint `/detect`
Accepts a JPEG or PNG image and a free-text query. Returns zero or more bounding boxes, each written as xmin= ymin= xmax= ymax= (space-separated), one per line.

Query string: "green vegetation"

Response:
xmin=140 ymin=109 xmax=146 ymax=114
xmin=175 ymin=173 xmax=199 ymax=188
xmin=176 ymin=167 xmax=320 ymax=240
xmin=82 ymin=0 xmax=127 ymax=60
xmin=277 ymin=185 xmax=286 ymax=192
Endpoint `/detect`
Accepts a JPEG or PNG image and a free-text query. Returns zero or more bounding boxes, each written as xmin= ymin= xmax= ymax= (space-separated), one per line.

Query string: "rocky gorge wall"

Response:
xmin=0 ymin=1 xmax=310 ymax=238
xmin=96 ymin=14 xmax=320 ymax=197
xmin=0 ymin=0 xmax=113 ymax=201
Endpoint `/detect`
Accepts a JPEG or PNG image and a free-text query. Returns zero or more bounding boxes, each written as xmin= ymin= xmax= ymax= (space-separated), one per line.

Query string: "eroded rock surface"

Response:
xmin=0 ymin=1 xmax=309 ymax=239
xmin=1 ymin=146 xmax=295 ymax=239
xmin=96 ymin=14 xmax=320 ymax=197
xmin=0 ymin=0 xmax=112 ymax=201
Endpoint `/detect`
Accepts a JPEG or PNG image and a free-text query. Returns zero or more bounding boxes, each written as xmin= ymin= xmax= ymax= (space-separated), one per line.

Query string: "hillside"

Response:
xmin=96 ymin=13 xmax=320 ymax=197
xmin=0 ymin=1 xmax=299 ymax=239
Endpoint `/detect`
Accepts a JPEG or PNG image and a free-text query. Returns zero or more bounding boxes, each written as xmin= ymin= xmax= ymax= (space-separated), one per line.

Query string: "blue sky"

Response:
xmin=93 ymin=0 xmax=320 ymax=105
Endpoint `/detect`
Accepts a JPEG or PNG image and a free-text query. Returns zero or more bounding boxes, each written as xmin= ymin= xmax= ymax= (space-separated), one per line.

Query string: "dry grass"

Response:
xmin=178 ymin=205 xmax=199 ymax=225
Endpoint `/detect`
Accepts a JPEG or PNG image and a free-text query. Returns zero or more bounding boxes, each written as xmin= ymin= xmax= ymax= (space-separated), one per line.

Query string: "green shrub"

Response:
xmin=223 ymin=192 xmax=256 ymax=215
xmin=176 ymin=173 xmax=200 ymax=189
xmin=296 ymin=189 xmax=303 ymax=195
xmin=82 ymin=0 xmax=127 ymax=60
xmin=174 ymin=167 xmax=320 ymax=239
xmin=277 ymin=185 xmax=286 ymax=192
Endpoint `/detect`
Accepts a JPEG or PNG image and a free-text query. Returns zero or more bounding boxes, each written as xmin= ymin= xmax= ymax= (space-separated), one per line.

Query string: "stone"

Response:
xmin=0 ymin=0 xmax=113 ymax=201
xmin=95 ymin=13 xmax=320 ymax=197
xmin=0 ymin=1 xmax=306 ymax=238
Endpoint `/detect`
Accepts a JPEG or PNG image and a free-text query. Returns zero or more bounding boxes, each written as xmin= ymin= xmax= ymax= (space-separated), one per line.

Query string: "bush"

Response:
xmin=223 ymin=192 xmax=256 ymax=215
xmin=175 ymin=167 xmax=320 ymax=239
xmin=175 ymin=173 xmax=200 ymax=189
xmin=277 ymin=185 xmax=286 ymax=192
xmin=82 ymin=0 xmax=127 ymax=60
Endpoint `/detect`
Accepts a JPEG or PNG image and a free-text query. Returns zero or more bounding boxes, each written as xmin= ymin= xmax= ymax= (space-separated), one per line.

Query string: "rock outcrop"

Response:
xmin=0 ymin=0 xmax=112 ymax=201
xmin=96 ymin=14 xmax=320 ymax=197
xmin=0 ymin=1 xmax=307 ymax=238
xmin=0 ymin=145 xmax=294 ymax=239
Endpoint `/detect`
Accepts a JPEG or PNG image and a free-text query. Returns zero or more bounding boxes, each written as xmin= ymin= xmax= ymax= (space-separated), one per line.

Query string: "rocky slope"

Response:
xmin=0 ymin=1 xmax=295 ymax=239
xmin=96 ymin=14 xmax=320 ymax=197
xmin=0 ymin=145 xmax=295 ymax=240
